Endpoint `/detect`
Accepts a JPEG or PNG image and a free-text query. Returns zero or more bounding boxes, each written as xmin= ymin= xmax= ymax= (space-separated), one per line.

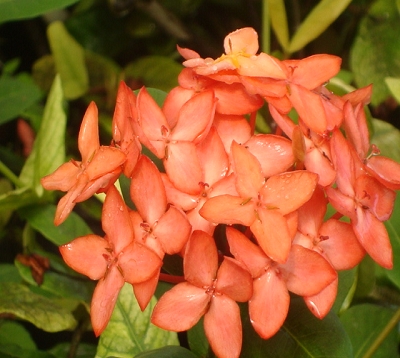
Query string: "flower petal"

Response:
xmin=78 ymin=102 xmax=100 ymax=164
xmin=224 ymin=27 xmax=259 ymax=55
xmin=90 ymin=267 xmax=125 ymax=336
xmin=249 ymin=270 xmax=289 ymax=339
xmin=85 ymin=146 xmax=126 ymax=181
xmin=134 ymin=273 xmax=160 ymax=311
xmin=151 ymin=282 xmax=209 ymax=331
xmin=304 ymin=278 xmax=338 ymax=319
xmin=59 ymin=234 xmax=108 ymax=280
xmin=204 ymin=295 xmax=242 ymax=358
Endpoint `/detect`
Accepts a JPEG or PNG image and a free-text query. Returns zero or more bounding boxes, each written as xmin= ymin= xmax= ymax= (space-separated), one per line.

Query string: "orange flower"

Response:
xmin=41 ymin=102 xmax=126 ymax=225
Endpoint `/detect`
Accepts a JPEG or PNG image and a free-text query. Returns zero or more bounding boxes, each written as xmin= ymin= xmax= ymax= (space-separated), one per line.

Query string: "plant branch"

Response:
xmin=0 ymin=160 xmax=24 ymax=188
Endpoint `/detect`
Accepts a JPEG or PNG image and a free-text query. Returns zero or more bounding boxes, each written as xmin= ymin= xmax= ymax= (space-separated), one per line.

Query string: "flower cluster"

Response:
xmin=41 ymin=27 xmax=400 ymax=358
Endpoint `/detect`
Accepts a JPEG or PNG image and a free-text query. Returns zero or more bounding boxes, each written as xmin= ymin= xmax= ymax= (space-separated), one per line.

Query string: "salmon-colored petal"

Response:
xmin=172 ymin=90 xmax=216 ymax=143
xmin=245 ymin=134 xmax=295 ymax=177
xmin=151 ymin=282 xmax=209 ymax=331
xmin=289 ymin=84 xmax=327 ymax=134
xmin=354 ymin=208 xmax=393 ymax=269
xmin=250 ymin=208 xmax=291 ymax=264
xmin=215 ymin=257 xmax=252 ymax=302
xmin=78 ymin=102 xmax=100 ymax=164
xmin=266 ymin=95 xmax=292 ymax=114
xmin=304 ymin=277 xmax=338 ymax=319
xmin=59 ymin=234 xmax=108 ymax=279
xmin=133 ymin=272 xmax=160 ymax=311
xmin=119 ymin=241 xmax=162 ymax=284
xmin=355 ymin=174 xmax=395 ymax=221
xmin=204 ymin=295 xmax=242 ymax=358
xmin=197 ymin=127 xmax=229 ymax=186
xmin=162 ymin=86 xmax=194 ymax=128
xmin=231 ymin=141 xmax=264 ymax=198
xmin=303 ymin=144 xmax=336 ymax=187
xmin=261 ymin=170 xmax=318 ymax=215
xmin=268 ymin=103 xmax=295 ymax=138
xmin=130 ymin=156 xmax=167 ymax=224
xmin=164 ymin=142 xmax=203 ymax=195
xmin=137 ymin=87 xmax=169 ymax=142
xmin=326 ymin=187 xmax=356 ymax=220
xmin=186 ymin=204 xmax=216 ymax=235
xmin=41 ymin=161 xmax=80 ymax=192
xmin=54 ymin=173 xmax=89 ymax=226
xmin=240 ymin=76 xmax=287 ymax=97
xmin=213 ymin=113 xmax=252 ymax=154
xmin=161 ymin=173 xmax=198 ymax=211
xmin=249 ymin=270 xmax=290 ymax=339
xmin=85 ymin=146 xmax=126 ymax=180
xmin=319 ymin=219 xmax=365 ymax=270
xmin=342 ymin=84 xmax=372 ymax=106
xmin=184 ymin=230 xmax=218 ymax=287
xmin=177 ymin=45 xmax=201 ymax=60
xmin=286 ymin=54 xmax=341 ymax=89
xmin=226 ymin=226 xmax=270 ymax=278
xmin=154 ymin=205 xmax=191 ymax=255
xmin=208 ymin=173 xmax=238 ymax=198
xmin=91 ymin=268 xmax=125 ymax=336
xmin=280 ymin=245 xmax=337 ymax=296
xmin=224 ymin=27 xmax=259 ymax=55
xmin=199 ymin=194 xmax=256 ymax=226
xmin=101 ymin=185 xmax=134 ymax=252
xmin=213 ymin=82 xmax=263 ymax=115
xmin=366 ymin=155 xmax=400 ymax=191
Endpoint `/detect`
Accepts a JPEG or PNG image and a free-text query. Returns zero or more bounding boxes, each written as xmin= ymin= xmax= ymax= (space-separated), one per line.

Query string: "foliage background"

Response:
xmin=1 ymin=0 xmax=400 ymax=357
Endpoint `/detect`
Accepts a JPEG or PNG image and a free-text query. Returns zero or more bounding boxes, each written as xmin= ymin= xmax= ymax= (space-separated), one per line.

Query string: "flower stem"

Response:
xmin=159 ymin=272 xmax=185 ymax=284
xmin=0 ymin=160 xmax=24 ymax=188
xmin=361 ymin=306 xmax=400 ymax=358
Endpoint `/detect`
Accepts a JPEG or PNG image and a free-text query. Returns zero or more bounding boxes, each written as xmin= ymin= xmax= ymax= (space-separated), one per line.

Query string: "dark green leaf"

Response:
xmin=340 ymin=303 xmax=399 ymax=358
xmin=332 ymin=268 xmax=357 ymax=314
xmin=0 ymin=320 xmax=36 ymax=350
xmin=350 ymin=0 xmax=400 ymax=105
xmin=371 ymin=118 xmax=400 ymax=162
xmin=47 ymin=21 xmax=89 ymax=100
xmin=187 ymin=317 xmax=209 ymax=358
xmin=124 ymin=56 xmax=182 ymax=92
xmin=19 ymin=204 xmax=92 ymax=246
xmin=96 ymin=283 xmax=179 ymax=358
xmin=0 ymin=74 xmax=42 ymax=125
xmin=0 ymin=343 xmax=55 ymax=358
xmin=240 ymin=297 xmax=353 ymax=357
xmin=0 ymin=0 xmax=80 ymax=23
xmin=0 ymin=186 xmax=42 ymax=212
xmin=0 ymin=282 xmax=76 ymax=332
xmin=48 ymin=342 xmax=97 ymax=358
xmin=0 ymin=264 xmax=22 ymax=283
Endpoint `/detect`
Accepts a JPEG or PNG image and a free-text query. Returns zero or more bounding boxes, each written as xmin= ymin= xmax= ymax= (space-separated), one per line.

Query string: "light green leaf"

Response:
xmin=0 ymin=282 xmax=76 ymax=332
xmin=350 ymin=0 xmax=400 ymax=106
xmin=0 ymin=74 xmax=42 ymax=125
xmin=288 ymin=0 xmax=352 ymax=54
xmin=240 ymin=298 xmax=352 ymax=357
xmin=124 ymin=56 xmax=182 ymax=92
xmin=96 ymin=283 xmax=179 ymax=358
xmin=340 ymin=304 xmax=399 ymax=358
xmin=135 ymin=346 xmax=198 ymax=358
xmin=385 ymin=77 xmax=400 ymax=103
xmin=19 ymin=204 xmax=92 ymax=246
xmin=0 ymin=186 xmax=41 ymax=212
xmin=19 ymin=75 xmax=66 ymax=195
xmin=0 ymin=0 xmax=79 ymax=24
xmin=47 ymin=21 xmax=89 ymax=100
xmin=267 ymin=0 xmax=289 ymax=51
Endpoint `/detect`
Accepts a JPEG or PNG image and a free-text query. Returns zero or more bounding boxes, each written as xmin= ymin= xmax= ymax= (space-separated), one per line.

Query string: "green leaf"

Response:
xmin=384 ymin=194 xmax=400 ymax=290
xmin=0 ymin=74 xmax=42 ymax=125
xmin=350 ymin=0 xmax=400 ymax=106
xmin=19 ymin=75 xmax=67 ymax=195
xmin=0 ymin=320 xmax=36 ymax=350
xmin=187 ymin=318 xmax=209 ymax=358
xmin=0 ymin=264 xmax=22 ymax=283
xmin=48 ymin=342 xmax=97 ymax=358
xmin=19 ymin=204 xmax=92 ymax=246
xmin=135 ymin=346 xmax=198 ymax=358
xmin=340 ymin=304 xmax=399 ymax=358
xmin=267 ymin=0 xmax=289 ymax=51
xmin=0 ymin=186 xmax=41 ymax=212
xmin=0 ymin=344 xmax=55 ymax=358
xmin=288 ymin=0 xmax=352 ymax=54
xmin=371 ymin=118 xmax=400 ymax=162
xmin=0 ymin=282 xmax=76 ymax=332
xmin=125 ymin=56 xmax=182 ymax=92
xmin=332 ymin=268 xmax=357 ymax=314
xmin=47 ymin=21 xmax=89 ymax=100
xmin=385 ymin=76 xmax=400 ymax=103
xmin=96 ymin=283 xmax=179 ymax=358
xmin=240 ymin=297 xmax=352 ymax=357
xmin=0 ymin=0 xmax=80 ymax=24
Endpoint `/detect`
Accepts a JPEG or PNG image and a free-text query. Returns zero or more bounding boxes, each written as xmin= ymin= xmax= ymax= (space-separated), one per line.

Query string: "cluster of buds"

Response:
xmin=41 ymin=27 xmax=400 ymax=358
